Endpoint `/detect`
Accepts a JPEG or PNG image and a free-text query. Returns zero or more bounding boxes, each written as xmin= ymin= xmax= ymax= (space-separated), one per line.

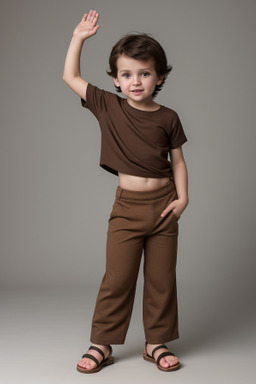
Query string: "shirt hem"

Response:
xmin=100 ymin=163 xmax=173 ymax=179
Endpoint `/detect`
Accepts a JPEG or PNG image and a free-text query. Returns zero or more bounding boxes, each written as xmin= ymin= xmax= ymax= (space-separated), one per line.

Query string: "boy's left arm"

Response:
xmin=161 ymin=146 xmax=189 ymax=218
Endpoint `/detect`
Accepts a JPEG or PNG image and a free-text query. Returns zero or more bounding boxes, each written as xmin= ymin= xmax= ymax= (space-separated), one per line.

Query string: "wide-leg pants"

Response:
xmin=90 ymin=179 xmax=179 ymax=345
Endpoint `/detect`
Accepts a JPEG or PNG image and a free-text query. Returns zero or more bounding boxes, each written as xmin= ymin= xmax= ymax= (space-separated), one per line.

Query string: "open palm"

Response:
xmin=73 ymin=10 xmax=100 ymax=40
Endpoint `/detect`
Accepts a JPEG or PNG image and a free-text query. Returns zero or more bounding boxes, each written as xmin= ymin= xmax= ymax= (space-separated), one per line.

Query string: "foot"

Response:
xmin=77 ymin=344 xmax=111 ymax=371
xmin=146 ymin=343 xmax=179 ymax=369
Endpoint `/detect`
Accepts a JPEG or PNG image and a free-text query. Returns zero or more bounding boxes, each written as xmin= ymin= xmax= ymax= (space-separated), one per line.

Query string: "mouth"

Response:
xmin=131 ymin=89 xmax=143 ymax=95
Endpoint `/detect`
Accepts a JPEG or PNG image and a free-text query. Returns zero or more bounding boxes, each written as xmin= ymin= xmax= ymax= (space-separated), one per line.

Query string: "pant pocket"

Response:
xmin=108 ymin=199 xmax=121 ymax=222
xmin=171 ymin=210 xmax=180 ymax=221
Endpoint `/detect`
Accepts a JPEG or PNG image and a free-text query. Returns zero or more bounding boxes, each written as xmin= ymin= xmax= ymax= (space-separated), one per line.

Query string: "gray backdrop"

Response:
xmin=1 ymin=0 xmax=255 ymax=307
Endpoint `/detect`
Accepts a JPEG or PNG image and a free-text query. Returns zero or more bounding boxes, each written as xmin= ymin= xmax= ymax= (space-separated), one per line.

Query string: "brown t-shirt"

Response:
xmin=81 ymin=83 xmax=187 ymax=178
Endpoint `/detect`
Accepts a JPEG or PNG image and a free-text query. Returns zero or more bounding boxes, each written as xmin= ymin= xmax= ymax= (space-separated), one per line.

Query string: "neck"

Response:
xmin=127 ymin=98 xmax=160 ymax=112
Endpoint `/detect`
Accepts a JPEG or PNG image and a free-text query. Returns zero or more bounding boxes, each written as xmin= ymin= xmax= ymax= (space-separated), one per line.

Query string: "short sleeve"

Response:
xmin=81 ymin=83 xmax=108 ymax=119
xmin=169 ymin=112 xmax=187 ymax=149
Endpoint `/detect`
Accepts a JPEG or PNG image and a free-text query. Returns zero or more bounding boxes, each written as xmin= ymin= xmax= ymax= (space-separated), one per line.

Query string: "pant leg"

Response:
xmin=90 ymin=180 xmax=180 ymax=345
xmin=90 ymin=197 xmax=145 ymax=345
xmin=143 ymin=188 xmax=179 ymax=344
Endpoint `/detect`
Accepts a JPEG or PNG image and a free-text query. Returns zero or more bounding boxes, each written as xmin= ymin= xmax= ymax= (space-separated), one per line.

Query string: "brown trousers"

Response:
xmin=90 ymin=179 xmax=179 ymax=345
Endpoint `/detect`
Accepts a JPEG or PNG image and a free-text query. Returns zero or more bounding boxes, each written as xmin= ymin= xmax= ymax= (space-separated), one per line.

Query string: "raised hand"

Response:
xmin=73 ymin=10 xmax=100 ymax=40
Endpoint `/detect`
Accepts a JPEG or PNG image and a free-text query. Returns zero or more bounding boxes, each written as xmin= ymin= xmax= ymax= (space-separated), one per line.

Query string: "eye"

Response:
xmin=141 ymin=72 xmax=150 ymax=77
xmin=122 ymin=73 xmax=131 ymax=79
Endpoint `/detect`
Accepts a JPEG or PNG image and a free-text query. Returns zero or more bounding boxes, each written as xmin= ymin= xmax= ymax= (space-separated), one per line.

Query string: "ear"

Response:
xmin=156 ymin=75 xmax=165 ymax=86
xmin=113 ymin=77 xmax=120 ymax=87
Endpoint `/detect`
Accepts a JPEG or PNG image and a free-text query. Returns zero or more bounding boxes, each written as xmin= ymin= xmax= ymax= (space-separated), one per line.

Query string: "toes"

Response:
xmin=78 ymin=358 xmax=96 ymax=370
xmin=164 ymin=356 xmax=179 ymax=367
xmin=158 ymin=355 xmax=179 ymax=368
xmin=159 ymin=358 xmax=170 ymax=368
xmin=78 ymin=358 xmax=85 ymax=367
xmin=146 ymin=344 xmax=179 ymax=369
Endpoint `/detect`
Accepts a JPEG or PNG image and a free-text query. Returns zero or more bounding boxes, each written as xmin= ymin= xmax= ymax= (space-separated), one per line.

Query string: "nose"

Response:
xmin=132 ymin=75 xmax=141 ymax=85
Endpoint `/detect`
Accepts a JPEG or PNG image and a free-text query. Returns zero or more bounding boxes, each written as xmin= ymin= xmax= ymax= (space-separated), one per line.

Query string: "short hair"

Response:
xmin=107 ymin=33 xmax=172 ymax=98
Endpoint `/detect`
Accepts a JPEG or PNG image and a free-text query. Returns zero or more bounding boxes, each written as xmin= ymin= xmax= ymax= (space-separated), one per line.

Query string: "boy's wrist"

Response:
xmin=72 ymin=34 xmax=87 ymax=43
xmin=178 ymin=196 xmax=189 ymax=206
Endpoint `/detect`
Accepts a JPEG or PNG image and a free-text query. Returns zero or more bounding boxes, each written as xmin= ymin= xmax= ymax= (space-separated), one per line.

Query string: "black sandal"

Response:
xmin=77 ymin=345 xmax=114 ymax=374
xmin=143 ymin=342 xmax=180 ymax=372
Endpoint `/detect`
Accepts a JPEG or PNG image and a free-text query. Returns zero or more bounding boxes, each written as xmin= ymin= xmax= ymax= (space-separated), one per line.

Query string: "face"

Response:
xmin=113 ymin=54 xmax=163 ymax=108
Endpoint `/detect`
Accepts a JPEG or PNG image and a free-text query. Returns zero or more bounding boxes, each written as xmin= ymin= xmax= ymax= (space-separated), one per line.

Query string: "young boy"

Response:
xmin=63 ymin=10 xmax=188 ymax=373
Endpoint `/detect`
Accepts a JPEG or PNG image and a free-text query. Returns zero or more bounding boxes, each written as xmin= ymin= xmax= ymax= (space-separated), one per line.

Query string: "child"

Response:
xmin=63 ymin=10 xmax=188 ymax=373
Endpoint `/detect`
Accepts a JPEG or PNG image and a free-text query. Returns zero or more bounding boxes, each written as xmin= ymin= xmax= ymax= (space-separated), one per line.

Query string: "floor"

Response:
xmin=1 ymin=285 xmax=255 ymax=384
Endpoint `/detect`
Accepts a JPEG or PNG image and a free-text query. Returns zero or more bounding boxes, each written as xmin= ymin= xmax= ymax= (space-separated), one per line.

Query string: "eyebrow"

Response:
xmin=119 ymin=68 xmax=153 ymax=73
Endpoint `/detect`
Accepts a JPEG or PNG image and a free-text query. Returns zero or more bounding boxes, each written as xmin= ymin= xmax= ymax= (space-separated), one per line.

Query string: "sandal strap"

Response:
xmin=81 ymin=353 xmax=100 ymax=367
xmin=89 ymin=346 xmax=105 ymax=359
xmin=152 ymin=344 xmax=167 ymax=359
xmin=156 ymin=351 xmax=175 ymax=366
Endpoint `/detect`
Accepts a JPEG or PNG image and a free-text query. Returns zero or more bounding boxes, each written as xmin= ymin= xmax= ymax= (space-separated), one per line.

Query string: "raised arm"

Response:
xmin=63 ymin=10 xmax=100 ymax=100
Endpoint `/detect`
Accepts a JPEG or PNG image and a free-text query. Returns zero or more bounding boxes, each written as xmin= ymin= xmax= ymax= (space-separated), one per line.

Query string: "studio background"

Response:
xmin=1 ymin=1 xmax=255 ymax=383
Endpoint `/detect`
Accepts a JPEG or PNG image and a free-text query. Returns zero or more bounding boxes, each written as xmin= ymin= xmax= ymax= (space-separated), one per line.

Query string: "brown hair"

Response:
xmin=107 ymin=33 xmax=172 ymax=98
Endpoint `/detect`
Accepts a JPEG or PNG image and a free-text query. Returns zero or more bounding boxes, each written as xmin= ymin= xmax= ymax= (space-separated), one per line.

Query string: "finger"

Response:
xmin=89 ymin=25 xmax=100 ymax=36
xmin=161 ymin=205 xmax=174 ymax=217
xmin=89 ymin=11 xmax=98 ymax=25
xmin=160 ymin=210 xmax=169 ymax=217
xmin=91 ymin=10 xmax=98 ymax=24
xmin=93 ymin=12 xmax=99 ymax=24
xmin=93 ymin=25 xmax=100 ymax=33
xmin=87 ymin=9 xmax=94 ymax=21
xmin=82 ymin=13 xmax=88 ymax=21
